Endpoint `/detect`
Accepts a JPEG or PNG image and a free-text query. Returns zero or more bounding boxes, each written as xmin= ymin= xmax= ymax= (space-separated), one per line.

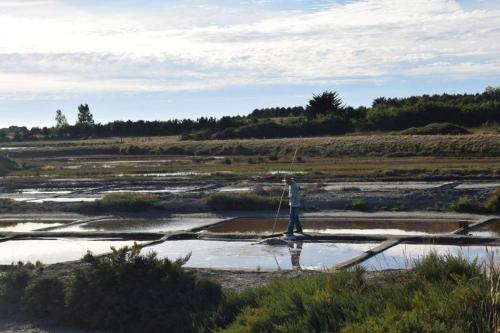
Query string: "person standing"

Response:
xmin=284 ymin=176 xmax=303 ymax=236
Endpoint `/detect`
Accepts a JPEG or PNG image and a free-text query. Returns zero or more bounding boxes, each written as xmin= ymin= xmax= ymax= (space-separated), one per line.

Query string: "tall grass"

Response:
xmin=450 ymin=196 xmax=484 ymax=213
xmin=85 ymin=192 xmax=163 ymax=212
xmin=203 ymin=192 xmax=281 ymax=211
xmin=206 ymin=252 xmax=500 ymax=333
xmin=450 ymin=188 xmax=500 ymax=213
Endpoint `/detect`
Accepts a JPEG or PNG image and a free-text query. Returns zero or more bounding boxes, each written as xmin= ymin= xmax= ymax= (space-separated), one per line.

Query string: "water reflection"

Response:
xmin=469 ymin=221 xmax=500 ymax=238
xmin=289 ymin=242 xmax=303 ymax=270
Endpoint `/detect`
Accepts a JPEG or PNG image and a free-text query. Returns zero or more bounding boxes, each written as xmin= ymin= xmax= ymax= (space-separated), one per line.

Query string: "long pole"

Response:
xmin=271 ymin=147 xmax=299 ymax=235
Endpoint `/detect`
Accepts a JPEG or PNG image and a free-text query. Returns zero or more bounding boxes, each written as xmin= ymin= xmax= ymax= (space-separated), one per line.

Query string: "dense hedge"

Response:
xmin=400 ymin=123 xmax=470 ymax=135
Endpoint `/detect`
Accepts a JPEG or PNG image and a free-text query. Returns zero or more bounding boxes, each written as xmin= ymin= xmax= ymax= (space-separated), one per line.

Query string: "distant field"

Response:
xmin=2 ymin=134 xmax=499 ymax=180
xmin=7 ymin=155 xmax=499 ymax=181
xmin=4 ymin=134 xmax=500 ymax=158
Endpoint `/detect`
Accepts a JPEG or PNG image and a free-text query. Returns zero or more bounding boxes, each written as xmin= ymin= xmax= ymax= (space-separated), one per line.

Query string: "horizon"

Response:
xmin=1 ymin=0 xmax=499 ymax=127
xmin=0 ymin=85 xmax=495 ymax=130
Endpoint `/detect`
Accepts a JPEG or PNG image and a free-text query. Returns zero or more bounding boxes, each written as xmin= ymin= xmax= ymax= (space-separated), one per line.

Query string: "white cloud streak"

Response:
xmin=0 ymin=0 xmax=499 ymax=99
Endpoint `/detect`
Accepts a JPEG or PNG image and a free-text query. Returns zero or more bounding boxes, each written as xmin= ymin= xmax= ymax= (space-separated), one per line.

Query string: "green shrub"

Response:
xmin=346 ymin=199 xmax=367 ymax=210
xmin=0 ymin=154 xmax=18 ymax=176
xmin=0 ymin=263 xmax=37 ymax=316
xmin=485 ymin=188 xmax=500 ymax=212
xmin=400 ymin=123 xmax=471 ymax=135
xmin=119 ymin=145 xmax=145 ymax=155
xmin=23 ymin=277 xmax=65 ymax=319
xmin=450 ymin=196 xmax=484 ymax=213
xmin=413 ymin=251 xmax=482 ymax=282
xmin=212 ymin=253 xmax=494 ymax=333
xmin=65 ymin=246 xmax=222 ymax=332
xmin=0 ymin=198 xmax=22 ymax=213
xmin=90 ymin=192 xmax=162 ymax=212
xmin=203 ymin=192 xmax=281 ymax=211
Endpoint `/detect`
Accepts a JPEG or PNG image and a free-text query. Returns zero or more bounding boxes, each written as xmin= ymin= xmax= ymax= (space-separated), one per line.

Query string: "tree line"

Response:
xmin=0 ymin=87 xmax=498 ymax=141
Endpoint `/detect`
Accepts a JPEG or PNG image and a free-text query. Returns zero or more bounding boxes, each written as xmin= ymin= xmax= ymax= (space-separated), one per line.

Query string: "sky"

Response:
xmin=0 ymin=0 xmax=499 ymax=128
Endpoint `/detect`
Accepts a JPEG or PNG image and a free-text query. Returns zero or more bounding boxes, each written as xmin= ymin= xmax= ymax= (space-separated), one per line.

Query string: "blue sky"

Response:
xmin=0 ymin=0 xmax=499 ymax=127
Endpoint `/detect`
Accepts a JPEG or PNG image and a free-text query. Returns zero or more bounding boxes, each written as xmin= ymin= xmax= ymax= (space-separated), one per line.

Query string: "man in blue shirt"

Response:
xmin=284 ymin=176 xmax=303 ymax=236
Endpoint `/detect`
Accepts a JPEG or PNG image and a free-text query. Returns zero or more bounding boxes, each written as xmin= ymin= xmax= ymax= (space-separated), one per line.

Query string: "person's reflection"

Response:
xmin=288 ymin=241 xmax=303 ymax=270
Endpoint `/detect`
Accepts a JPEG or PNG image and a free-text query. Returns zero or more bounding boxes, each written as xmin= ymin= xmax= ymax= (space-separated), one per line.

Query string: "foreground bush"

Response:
xmin=203 ymin=192 xmax=281 ymax=211
xmin=0 ymin=263 xmax=37 ymax=316
xmin=0 ymin=247 xmax=223 ymax=333
xmin=88 ymin=192 xmax=163 ymax=212
xmin=209 ymin=252 xmax=498 ymax=333
xmin=400 ymin=122 xmax=470 ymax=135
xmin=65 ymin=246 xmax=222 ymax=332
xmin=23 ymin=277 xmax=65 ymax=319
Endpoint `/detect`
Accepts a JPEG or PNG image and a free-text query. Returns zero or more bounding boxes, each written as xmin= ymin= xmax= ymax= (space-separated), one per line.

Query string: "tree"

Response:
xmin=77 ymin=104 xmax=95 ymax=126
xmin=55 ymin=110 xmax=69 ymax=129
xmin=306 ymin=91 xmax=345 ymax=119
xmin=485 ymin=86 xmax=500 ymax=99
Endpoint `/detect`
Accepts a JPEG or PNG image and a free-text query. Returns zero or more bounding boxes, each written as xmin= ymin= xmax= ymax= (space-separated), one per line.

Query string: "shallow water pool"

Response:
xmin=0 ymin=238 xmax=142 ymax=265
xmin=53 ymin=217 xmax=225 ymax=233
xmin=0 ymin=222 xmax=64 ymax=232
xmin=145 ymin=240 xmax=378 ymax=270
xmin=207 ymin=218 xmax=464 ymax=236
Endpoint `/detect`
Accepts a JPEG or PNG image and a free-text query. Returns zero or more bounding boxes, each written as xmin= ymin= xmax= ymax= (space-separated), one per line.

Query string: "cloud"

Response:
xmin=0 ymin=1 xmax=54 ymax=8
xmin=0 ymin=0 xmax=499 ymax=99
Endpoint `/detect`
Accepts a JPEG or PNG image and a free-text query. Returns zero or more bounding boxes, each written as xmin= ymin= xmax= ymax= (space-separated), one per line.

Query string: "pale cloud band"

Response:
xmin=0 ymin=0 xmax=499 ymax=100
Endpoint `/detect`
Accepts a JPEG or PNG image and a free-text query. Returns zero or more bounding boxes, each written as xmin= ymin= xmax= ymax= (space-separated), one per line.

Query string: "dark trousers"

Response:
xmin=287 ymin=206 xmax=303 ymax=234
